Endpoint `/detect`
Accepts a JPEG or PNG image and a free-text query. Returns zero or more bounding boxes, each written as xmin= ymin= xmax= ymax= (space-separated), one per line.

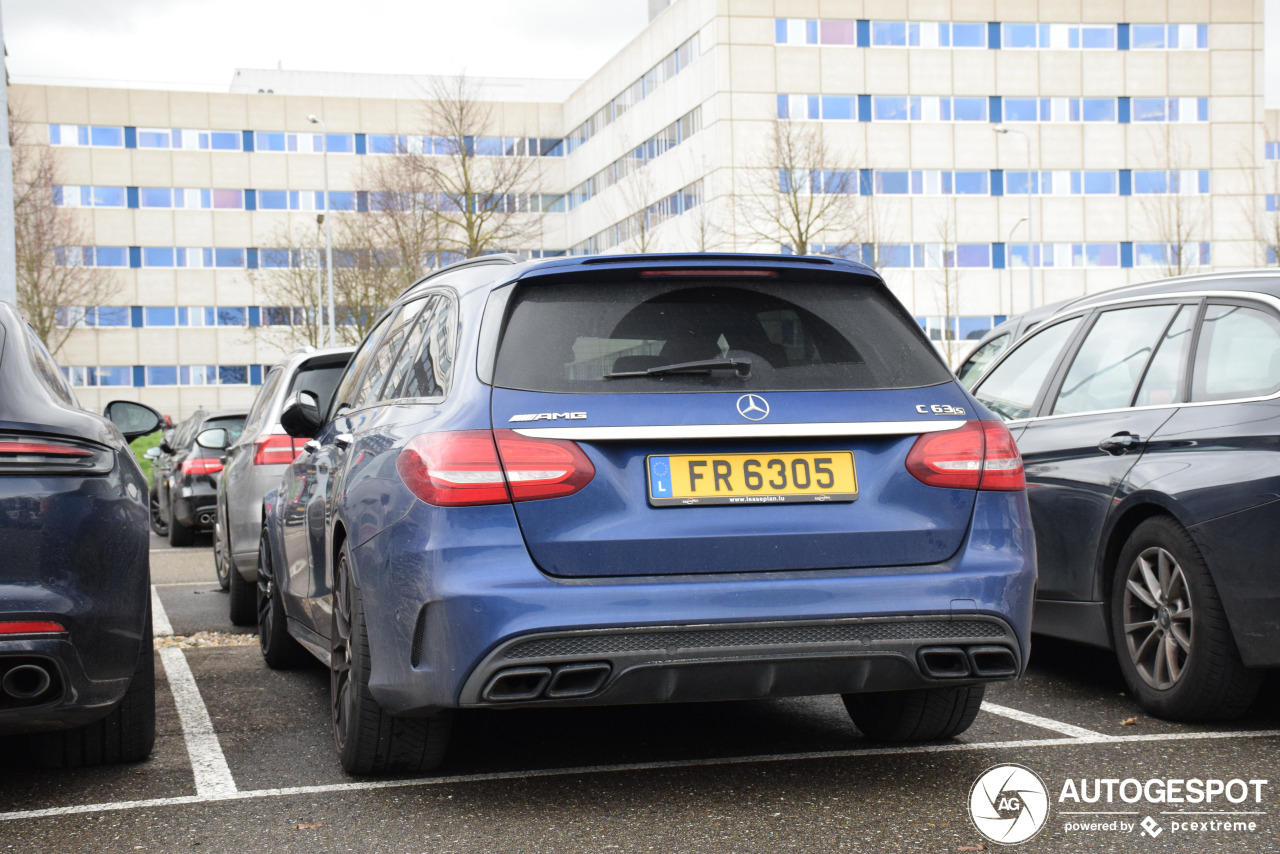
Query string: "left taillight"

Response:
xmin=181 ymin=458 xmax=224 ymax=476
xmin=396 ymin=429 xmax=595 ymax=506
xmin=0 ymin=434 xmax=112 ymax=475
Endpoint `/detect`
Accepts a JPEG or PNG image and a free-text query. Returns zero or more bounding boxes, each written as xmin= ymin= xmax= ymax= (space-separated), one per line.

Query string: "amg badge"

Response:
xmin=508 ymin=412 xmax=588 ymax=422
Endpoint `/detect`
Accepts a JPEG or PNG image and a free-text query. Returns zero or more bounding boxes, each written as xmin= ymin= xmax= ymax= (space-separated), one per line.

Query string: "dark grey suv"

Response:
xmin=971 ymin=270 xmax=1280 ymax=721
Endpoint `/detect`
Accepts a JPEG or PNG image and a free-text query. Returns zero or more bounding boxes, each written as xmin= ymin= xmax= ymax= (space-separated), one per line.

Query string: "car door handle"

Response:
xmin=303 ymin=439 xmax=321 ymax=454
xmin=334 ymin=433 xmax=353 ymax=449
xmin=1098 ymin=432 xmax=1140 ymax=455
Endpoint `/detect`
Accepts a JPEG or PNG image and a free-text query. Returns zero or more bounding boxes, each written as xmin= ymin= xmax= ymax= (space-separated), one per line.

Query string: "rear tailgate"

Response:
xmin=494 ymin=387 xmax=976 ymax=577
xmin=488 ymin=262 xmax=978 ymax=579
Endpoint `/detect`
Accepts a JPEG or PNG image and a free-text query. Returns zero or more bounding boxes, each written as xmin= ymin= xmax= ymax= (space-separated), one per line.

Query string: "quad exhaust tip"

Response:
xmin=482 ymin=662 xmax=612 ymax=703
xmin=918 ymin=645 xmax=1018 ymax=679
xmin=198 ymin=512 xmax=215 ymax=526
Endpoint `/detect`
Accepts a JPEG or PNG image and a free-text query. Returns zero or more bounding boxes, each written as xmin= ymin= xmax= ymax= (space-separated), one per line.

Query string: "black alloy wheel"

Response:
xmin=148 ymin=489 xmax=168 ymax=537
xmin=213 ymin=510 xmax=232 ymax=592
xmin=257 ymin=531 xmax=308 ymax=669
xmin=330 ymin=541 xmax=450 ymax=775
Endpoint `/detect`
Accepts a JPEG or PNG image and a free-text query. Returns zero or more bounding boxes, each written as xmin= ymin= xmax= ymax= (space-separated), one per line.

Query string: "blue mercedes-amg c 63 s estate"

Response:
xmin=259 ymin=253 xmax=1036 ymax=774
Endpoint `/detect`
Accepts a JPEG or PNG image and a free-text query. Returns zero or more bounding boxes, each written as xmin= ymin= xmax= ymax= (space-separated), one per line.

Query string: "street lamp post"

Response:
xmin=1006 ymin=217 xmax=1027 ymax=317
xmin=307 ymin=115 xmax=335 ymax=347
xmin=994 ymin=126 xmax=1035 ymax=311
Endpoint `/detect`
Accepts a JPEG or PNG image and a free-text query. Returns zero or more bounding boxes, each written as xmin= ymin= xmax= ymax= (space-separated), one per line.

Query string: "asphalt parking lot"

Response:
xmin=0 ymin=536 xmax=1276 ymax=853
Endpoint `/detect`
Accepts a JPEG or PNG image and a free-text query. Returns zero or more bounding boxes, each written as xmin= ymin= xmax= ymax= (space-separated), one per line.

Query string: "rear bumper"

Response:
xmin=349 ymin=489 xmax=1037 ymax=716
xmin=0 ymin=635 xmax=140 ymax=735
xmin=173 ymin=481 xmax=218 ymax=529
xmin=458 ymin=615 xmax=1020 ymax=708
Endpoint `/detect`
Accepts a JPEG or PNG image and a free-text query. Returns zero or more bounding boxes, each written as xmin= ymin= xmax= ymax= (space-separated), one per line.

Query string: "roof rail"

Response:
xmin=398 ymin=254 xmax=522 ymax=297
xmin=579 ymin=253 xmax=837 ymax=266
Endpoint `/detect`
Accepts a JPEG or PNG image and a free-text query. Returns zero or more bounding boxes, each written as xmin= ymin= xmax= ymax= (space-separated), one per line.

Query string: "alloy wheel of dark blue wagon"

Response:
xmin=330 ymin=549 xmax=355 ymax=756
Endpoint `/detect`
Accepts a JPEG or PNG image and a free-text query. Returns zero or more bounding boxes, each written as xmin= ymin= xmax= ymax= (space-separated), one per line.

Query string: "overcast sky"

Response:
xmin=1 ymin=0 xmax=652 ymax=88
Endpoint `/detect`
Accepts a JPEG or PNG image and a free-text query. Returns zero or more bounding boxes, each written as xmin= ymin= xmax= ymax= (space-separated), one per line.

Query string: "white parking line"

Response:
xmin=150 ymin=586 xmax=174 ymax=638
xmin=981 ymin=701 xmax=1106 ymax=739
xmin=157 ymin=648 xmax=237 ymax=797
xmin=1 ymin=728 xmax=1275 ymax=822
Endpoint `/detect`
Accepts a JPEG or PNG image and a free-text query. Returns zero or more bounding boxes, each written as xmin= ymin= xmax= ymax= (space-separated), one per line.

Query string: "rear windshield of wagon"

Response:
xmin=493 ymin=276 xmax=952 ymax=393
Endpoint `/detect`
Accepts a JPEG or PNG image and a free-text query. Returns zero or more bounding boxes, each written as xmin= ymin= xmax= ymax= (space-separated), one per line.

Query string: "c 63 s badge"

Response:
xmin=916 ymin=404 xmax=966 ymax=416
xmin=508 ymin=412 xmax=587 ymax=422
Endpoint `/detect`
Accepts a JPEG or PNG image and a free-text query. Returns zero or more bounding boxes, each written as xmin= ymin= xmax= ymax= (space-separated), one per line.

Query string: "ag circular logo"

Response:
xmin=735 ymin=393 xmax=770 ymax=421
xmin=969 ymin=763 xmax=1050 ymax=845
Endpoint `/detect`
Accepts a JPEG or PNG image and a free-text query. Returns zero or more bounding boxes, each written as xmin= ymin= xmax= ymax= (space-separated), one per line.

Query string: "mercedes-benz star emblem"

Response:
xmin=736 ymin=394 xmax=770 ymax=421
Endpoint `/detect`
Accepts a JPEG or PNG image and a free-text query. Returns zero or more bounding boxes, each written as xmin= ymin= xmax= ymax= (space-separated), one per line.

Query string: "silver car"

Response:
xmin=212 ymin=347 xmax=354 ymax=624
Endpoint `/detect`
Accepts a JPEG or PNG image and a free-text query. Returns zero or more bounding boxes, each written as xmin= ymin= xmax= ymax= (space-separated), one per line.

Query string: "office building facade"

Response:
xmin=10 ymin=0 xmax=1274 ymax=415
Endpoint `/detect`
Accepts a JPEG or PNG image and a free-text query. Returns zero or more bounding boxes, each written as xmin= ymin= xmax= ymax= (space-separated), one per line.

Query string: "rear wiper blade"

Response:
xmin=603 ymin=357 xmax=752 ymax=379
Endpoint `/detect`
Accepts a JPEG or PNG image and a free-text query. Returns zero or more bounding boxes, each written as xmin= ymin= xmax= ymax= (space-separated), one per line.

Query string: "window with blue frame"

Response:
xmin=1008 ymin=243 xmax=1121 ymax=267
xmin=872 ymin=96 xmax=918 ymax=121
xmin=63 ymin=366 xmax=131 ymax=387
xmin=253 ymin=132 xmax=355 ymax=153
xmin=1131 ymin=24 xmax=1209 ymax=50
xmin=51 ymin=186 xmax=127 ymax=208
xmin=54 ymin=246 xmax=129 ymax=267
xmin=1134 ymin=242 xmax=1211 ymax=267
xmin=144 ymin=307 xmax=177 ymax=327
xmin=55 ymin=306 xmax=129 ymax=327
xmin=1132 ymin=97 xmax=1209 ymax=122
xmin=145 ymin=366 xmax=178 ymax=386
xmin=135 ymin=128 xmax=243 ymax=151
xmin=48 ymin=125 xmax=124 ymax=148
xmin=1133 ymin=170 xmax=1210 ymax=194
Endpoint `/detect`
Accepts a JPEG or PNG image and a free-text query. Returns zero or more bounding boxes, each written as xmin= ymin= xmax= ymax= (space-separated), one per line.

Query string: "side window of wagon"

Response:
xmin=1192 ymin=303 xmax=1280 ymax=402
xmin=973 ymin=318 xmax=1081 ymax=421
xmin=384 ymin=295 xmax=457 ymax=401
xmin=1051 ymin=304 xmax=1177 ymax=416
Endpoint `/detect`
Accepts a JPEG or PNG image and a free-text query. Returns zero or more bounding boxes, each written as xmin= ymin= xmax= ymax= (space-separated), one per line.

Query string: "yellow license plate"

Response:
xmin=646 ymin=452 xmax=857 ymax=507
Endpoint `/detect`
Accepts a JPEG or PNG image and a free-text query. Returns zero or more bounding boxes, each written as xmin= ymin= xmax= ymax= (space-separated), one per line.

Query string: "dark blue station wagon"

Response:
xmin=261 ymin=253 xmax=1036 ymax=774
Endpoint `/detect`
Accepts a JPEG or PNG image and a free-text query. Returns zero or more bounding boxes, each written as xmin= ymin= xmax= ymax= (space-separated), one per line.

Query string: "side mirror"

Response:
xmin=195 ymin=427 xmax=230 ymax=451
xmin=104 ymin=400 xmax=164 ymax=442
xmin=144 ymin=446 xmax=162 ymax=460
xmin=280 ymin=390 xmax=323 ymax=439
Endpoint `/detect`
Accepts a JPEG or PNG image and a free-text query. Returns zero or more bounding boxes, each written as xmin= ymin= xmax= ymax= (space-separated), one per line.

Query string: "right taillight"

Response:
xmin=905 ymin=420 xmax=1024 ymax=491
xmin=396 ymin=429 xmax=595 ymax=506
xmin=252 ymin=435 xmax=305 ymax=466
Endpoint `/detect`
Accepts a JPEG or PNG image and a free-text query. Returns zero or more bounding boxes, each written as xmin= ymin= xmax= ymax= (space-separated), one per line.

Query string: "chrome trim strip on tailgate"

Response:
xmin=509 ymin=420 xmax=966 ymax=441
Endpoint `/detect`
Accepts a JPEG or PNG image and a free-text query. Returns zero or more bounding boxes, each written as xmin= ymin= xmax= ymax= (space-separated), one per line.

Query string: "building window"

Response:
xmin=48 ymin=125 xmax=124 ymax=148
xmin=62 ymin=366 xmax=131 ymax=387
xmin=1134 ymin=242 xmax=1211 ymax=267
xmin=918 ymin=316 xmax=1009 ymax=343
xmin=1131 ymin=24 xmax=1209 ymax=50
xmin=253 ymin=132 xmax=356 ymax=154
xmin=1132 ymin=97 xmax=1209 ymax=122
xmin=137 ymin=188 xmax=245 ymax=210
xmin=54 ymin=246 xmax=127 ymax=267
xmin=1133 ymin=170 xmax=1210 ymax=194
xmin=873 ymin=243 xmax=993 ymax=268
xmin=136 ymin=128 xmax=243 ymax=151
xmin=1001 ymin=23 xmax=1116 ymax=49
xmin=55 ymin=306 xmax=129 ymax=327
xmin=52 ymin=186 xmax=127 ymax=208
xmin=1004 ymin=171 xmax=1119 ymax=195
xmin=1008 ymin=243 xmax=1121 ymax=267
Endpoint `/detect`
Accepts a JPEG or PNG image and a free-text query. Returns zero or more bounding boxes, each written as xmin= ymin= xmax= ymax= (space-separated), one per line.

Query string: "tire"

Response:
xmin=331 ymin=541 xmax=450 ymax=775
xmin=257 ymin=531 xmax=310 ymax=669
xmin=213 ymin=510 xmax=233 ymax=591
xmin=31 ymin=611 xmax=156 ymax=767
xmin=149 ymin=489 xmax=169 ymax=538
xmin=844 ymin=685 xmax=985 ymax=742
xmin=228 ymin=563 xmax=256 ymax=626
xmin=1110 ymin=516 xmax=1262 ymax=722
xmin=168 ymin=509 xmax=194 ymax=548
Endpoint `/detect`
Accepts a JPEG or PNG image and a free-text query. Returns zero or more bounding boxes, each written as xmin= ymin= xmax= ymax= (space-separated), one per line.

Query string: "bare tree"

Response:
xmin=1137 ymin=127 xmax=1207 ymax=277
xmin=932 ymin=208 xmax=963 ymax=366
xmin=249 ymin=225 xmax=327 ymax=348
xmin=360 ymin=153 xmax=451 ymax=287
xmin=412 ymin=75 xmax=541 ymax=258
xmin=856 ymin=187 xmax=897 ymax=270
xmin=1239 ymin=140 xmax=1280 ymax=266
xmin=738 ymin=119 xmax=863 ymax=256
xmin=10 ymin=111 xmax=115 ymax=354
xmin=688 ymin=194 xmax=725 ymax=252
xmin=611 ymin=151 xmax=661 ymax=254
